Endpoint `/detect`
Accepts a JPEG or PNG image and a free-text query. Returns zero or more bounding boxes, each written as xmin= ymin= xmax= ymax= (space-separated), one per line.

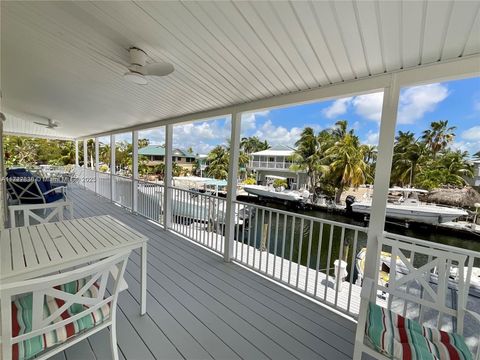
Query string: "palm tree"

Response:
xmin=438 ymin=150 xmax=474 ymax=185
xmin=290 ymin=127 xmax=320 ymax=190
xmin=421 ymin=120 xmax=456 ymax=159
xmin=205 ymin=145 xmax=229 ymax=179
xmin=391 ymin=131 xmax=427 ymax=186
xmin=324 ymin=132 xmax=369 ymax=203
xmin=240 ymin=136 xmax=269 ymax=154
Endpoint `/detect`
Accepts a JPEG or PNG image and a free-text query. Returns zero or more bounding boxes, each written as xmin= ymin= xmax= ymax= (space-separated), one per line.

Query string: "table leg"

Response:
xmin=141 ymin=243 xmax=147 ymax=315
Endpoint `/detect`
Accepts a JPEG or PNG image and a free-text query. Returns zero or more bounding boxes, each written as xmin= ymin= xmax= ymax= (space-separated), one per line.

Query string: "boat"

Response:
xmin=243 ymin=175 xmax=310 ymax=204
xmin=346 ymin=187 xmax=468 ymax=225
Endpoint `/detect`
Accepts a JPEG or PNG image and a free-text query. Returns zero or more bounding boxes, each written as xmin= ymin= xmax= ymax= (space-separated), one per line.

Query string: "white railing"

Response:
xmin=137 ymin=179 xmax=164 ymax=224
xmin=96 ymin=171 xmax=111 ymax=199
xmin=84 ymin=168 xmax=96 ymax=192
xmin=112 ymin=174 xmax=132 ymax=209
xmin=232 ymin=200 xmax=368 ymax=317
xmin=169 ymin=187 xmax=227 ymax=255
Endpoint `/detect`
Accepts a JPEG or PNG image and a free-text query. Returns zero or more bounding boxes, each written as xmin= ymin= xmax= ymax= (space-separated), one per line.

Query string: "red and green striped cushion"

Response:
xmin=11 ymin=279 xmax=110 ymax=360
xmin=365 ymin=302 xmax=472 ymax=360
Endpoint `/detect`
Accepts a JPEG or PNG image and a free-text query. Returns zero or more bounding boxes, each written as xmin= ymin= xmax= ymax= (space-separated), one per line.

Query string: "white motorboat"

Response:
xmin=346 ymin=187 xmax=468 ymax=225
xmin=243 ymin=185 xmax=309 ymax=203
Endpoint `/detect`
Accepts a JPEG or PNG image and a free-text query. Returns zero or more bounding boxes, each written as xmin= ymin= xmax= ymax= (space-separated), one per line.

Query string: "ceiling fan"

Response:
xmin=34 ymin=119 xmax=58 ymax=129
xmin=122 ymin=47 xmax=174 ymax=85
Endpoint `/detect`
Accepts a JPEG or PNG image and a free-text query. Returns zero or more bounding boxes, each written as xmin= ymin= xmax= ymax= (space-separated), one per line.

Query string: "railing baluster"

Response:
xmin=253 ymin=208 xmax=259 ymax=269
xmin=281 ymin=214 xmax=287 ymax=282
xmin=296 ymin=218 xmax=304 ymax=289
xmin=266 ymin=210 xmax=272 ymax=276
xmin=324 ymin=225 xmax=334 ymax=301
xmin=288 ymin=217 xmax=295 ymax=285
xmin=347 ymin=230 xmax=358 ymax=314
xmin=273 ymin=212 xmax=279 ymax=279
xmin=334 ymin=227 xmax=346 ymax=307
xmin=259 ymin=209 xmax=265 ymax=273
xmin=304 ymin=220 xmax=313 ymax=293
xmin=314 ymin=223 xmax=324 ymax=298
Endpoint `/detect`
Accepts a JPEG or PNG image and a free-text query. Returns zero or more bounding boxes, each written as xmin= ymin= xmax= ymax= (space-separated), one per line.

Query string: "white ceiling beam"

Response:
xmin=73 ymin=54 xmax=478 ymax=139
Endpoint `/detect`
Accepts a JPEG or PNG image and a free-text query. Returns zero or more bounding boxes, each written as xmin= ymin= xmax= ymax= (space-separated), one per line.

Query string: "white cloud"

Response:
xmin=322 ymin=97 xmax=352 ymax=118
xmin=241 ymin=110 xmax=270 ymax=134
xmin=397 ymin=83 xmax=449 ymax=124
xmin=461 ymin=126 xmax=480 ymax=141
xmin=352 ymin=92 xmax=384 ymax=122
xmin=363 ymin=131 xmax=379 ymax=146
xmin=451 ymin=140 xmax=480 ymax=155
xmin=253 ymin=120 xmax=302 ymax=147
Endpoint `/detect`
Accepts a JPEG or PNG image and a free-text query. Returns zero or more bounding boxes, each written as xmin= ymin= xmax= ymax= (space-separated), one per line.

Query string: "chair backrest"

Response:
xmin=375 ymin=232 xmax=469 ymax=334
xmin=9 ymin=200 xmax=74 ymax=227
xmin=0 ymin=250 xmax=131 ymax=360
xmin=6 ymin=168 xmax=46 ymax=204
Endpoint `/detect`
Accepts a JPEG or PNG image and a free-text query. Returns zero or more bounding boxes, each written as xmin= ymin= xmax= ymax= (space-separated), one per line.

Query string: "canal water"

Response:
xmin=240 ymin=203 xmax=480 ymax=280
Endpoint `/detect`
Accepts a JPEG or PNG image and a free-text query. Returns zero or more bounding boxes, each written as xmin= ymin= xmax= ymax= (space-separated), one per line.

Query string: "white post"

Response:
xmin=110 ymin=134 xmax=116 ymax=202
xmin=163 ymin=125 xmax=173 ymax=228
xmin=224 ymin=112 xmax=242 ymax=262
xmin=132 ymin=130 xmax=138 ymax=213
xmin=363 ymin=74 xmax=401 ymax=296
xmin=83 ymin=139 xmax=87 ymax=189
xmin=75 ymin=140 xmax=79 ymax=167
xmin=0 ymin=117 xmax=6 ymax=230
xmin=94 ymin=138 xmax=99 ymax=195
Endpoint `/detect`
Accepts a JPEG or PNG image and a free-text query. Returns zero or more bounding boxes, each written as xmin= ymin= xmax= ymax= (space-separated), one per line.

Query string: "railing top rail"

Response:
xmin=111 ymin=173 xmax=133 ymax=180
xmin=234 ymin=199 xmax=368 ymax=232
xmin=384 ymin=231 xmax=480 ymax=258
xmin=169 ymin=186 xmax=227 ymax=201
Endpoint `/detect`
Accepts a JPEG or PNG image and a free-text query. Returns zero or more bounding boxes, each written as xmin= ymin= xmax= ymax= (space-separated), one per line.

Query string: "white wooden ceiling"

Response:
xmin=2 ymin=1 xmax=480 ymax=139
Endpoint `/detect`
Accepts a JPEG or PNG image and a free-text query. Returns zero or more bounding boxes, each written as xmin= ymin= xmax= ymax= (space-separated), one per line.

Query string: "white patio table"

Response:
xmin=0 ymin=215 xmax=148 ymax=315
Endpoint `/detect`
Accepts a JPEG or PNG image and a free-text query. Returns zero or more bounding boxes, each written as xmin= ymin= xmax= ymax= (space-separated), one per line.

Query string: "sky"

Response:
xmin=116 ymin=76 xmax=480 ymax=156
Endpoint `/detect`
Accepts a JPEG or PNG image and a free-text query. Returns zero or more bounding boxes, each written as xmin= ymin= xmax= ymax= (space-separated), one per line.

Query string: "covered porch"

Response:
xmin=2 ymin=1 xmax=480 ymax=359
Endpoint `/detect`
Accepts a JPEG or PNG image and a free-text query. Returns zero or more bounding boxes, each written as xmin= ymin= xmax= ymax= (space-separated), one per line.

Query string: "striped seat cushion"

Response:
xmin=366 ymin=302 xmax=472 ymax=360
xmin=11 ymin=279 xmax=111 ymax=360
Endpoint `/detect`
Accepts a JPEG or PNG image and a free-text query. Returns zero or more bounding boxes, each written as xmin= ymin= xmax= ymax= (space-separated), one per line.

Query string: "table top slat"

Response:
xmin=74 ymin=218 xmax=116 ymax=248
xmin=55 ymin=222 xmax=89 ymax=255
xmin=19 ymin=227 xmax=39 ymax=268
xmin=1 ymin=230 xmax=12 ymax=273
xmin=43 ymin=223 xmax=77 ymax=258
xmin=61 ymin=222 xmax=97 ymax=252
xmin=89 ymin=217 xmax=133 ymax=245
xmin=27 ymin=226 xmax=50 ymax=264
xmin=10 ymin=229 xmax=26 ymax=271
xmin=36 ymin=225 xmax=62 ymax=262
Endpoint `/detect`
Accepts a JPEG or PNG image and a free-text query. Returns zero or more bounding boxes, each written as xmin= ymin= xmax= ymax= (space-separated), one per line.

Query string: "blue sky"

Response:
xmin=120 ymin=76 xmax=480 ymax=156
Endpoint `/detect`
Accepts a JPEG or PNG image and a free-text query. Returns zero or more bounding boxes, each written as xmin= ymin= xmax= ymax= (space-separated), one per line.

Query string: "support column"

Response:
xmin=75 ymin=140 xmax=79 ymax=167
xmin=224 ymin=112 xmax=242 ymax=262
xmin=0 ymin=117 xmax=6 ymax=229
xmin=94 ymin=138 xmax=99 ymax=195
xmin=83 ymin=139 xmax=87 ymax=189
xmin=110 ymin=135 xmax=116 ymax=202
xmin=132 ymin=131 xmax=138 ymax=213
xmin=163 ymin=125 xmax=173 ymax=228
xmin=363 ymin=74 xmax=401 ymax=296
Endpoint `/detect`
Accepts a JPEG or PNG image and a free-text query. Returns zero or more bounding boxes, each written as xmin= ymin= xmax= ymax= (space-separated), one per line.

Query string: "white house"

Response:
xmin=248 ymin=145 xmax=308 ymax=189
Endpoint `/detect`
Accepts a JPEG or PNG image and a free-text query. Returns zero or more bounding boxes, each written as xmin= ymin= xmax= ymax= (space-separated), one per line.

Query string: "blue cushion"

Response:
xmin=45 ymin=192 xmax=64 ymax=203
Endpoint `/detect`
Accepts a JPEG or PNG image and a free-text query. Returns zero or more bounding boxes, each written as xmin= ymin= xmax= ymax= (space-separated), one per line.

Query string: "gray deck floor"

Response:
xmin=54 ymin=186 xmax=357 ymax=360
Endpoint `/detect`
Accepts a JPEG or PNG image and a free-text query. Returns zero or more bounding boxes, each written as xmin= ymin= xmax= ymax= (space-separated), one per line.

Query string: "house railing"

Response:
xmin=232 ymin=200 xmax=368 ymax=317
xmin=169 ymin=186 xmax=226 ymax=255
xmin=74 ymin=166 xmax=480 ymax=326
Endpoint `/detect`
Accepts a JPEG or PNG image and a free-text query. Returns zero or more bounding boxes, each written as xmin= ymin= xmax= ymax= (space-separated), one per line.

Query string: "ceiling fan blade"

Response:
xmin=33 ymin=121 xmax=47 ymax=126
xmin=145 ymin=62 xmax=174 ymax=77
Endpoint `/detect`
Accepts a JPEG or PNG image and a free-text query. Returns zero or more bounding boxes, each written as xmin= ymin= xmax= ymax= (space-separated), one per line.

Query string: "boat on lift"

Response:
xmin=346 ymin=187 xmax=468 ymax=225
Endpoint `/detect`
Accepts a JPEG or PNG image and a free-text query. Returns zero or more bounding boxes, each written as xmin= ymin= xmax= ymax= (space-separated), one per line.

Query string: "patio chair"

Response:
xmin=353 ymin=234 xmax=480 ymax=360
xmin=6 ymin=168 xmax=67 ymax=204
xmin=0 ymin=250 xmax=131 ymax=360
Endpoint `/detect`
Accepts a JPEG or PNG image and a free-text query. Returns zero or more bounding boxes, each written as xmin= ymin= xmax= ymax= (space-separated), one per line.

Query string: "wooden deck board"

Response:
xmin=61 ymin=186 xmax=356 ymax=359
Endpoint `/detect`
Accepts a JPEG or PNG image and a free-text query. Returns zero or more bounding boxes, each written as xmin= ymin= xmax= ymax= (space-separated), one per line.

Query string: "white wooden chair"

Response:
xmin=9 ymin=201 xmax=74 ymax=227
xmin=353 ymin=233 xmax=480 ymax=360
xmin=0 ymin=250 xmax=131 ymax=360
